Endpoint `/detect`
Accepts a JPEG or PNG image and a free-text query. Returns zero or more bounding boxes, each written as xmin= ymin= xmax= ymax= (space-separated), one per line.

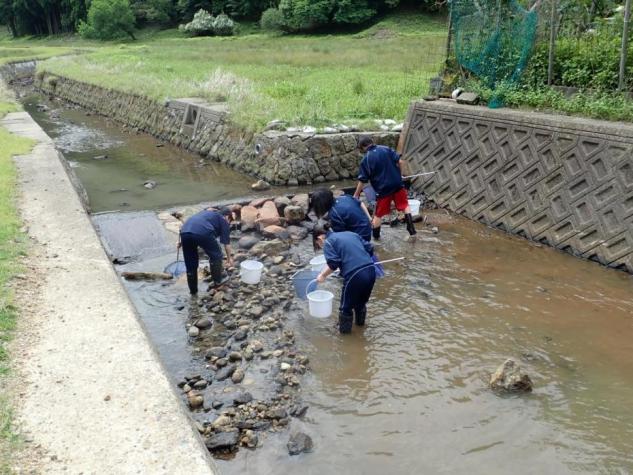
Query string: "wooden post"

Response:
xmin=547 ymin=0 xmax=558 ymax=86
xmin=619 ymin=0 xmax=632 ymax=92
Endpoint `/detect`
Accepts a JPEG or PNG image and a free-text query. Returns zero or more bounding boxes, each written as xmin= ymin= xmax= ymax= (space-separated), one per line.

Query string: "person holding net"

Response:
xmin=353 ymin=136 xmax=417 ymax=241
xmin=178 ymin=207 xmax=234 ymax=295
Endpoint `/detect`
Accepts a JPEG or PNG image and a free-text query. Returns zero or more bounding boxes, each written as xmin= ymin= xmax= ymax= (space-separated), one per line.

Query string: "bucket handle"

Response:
xmin=307 ymin=279 xmax=318 ymax=294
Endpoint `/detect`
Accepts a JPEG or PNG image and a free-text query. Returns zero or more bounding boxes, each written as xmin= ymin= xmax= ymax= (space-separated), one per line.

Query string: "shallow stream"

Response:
xmin=22 ymin=93 xmax=633 ymax=474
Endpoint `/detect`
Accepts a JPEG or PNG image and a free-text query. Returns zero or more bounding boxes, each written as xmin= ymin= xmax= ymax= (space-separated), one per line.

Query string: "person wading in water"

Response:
xmin=179 ymin=207 xmax=234 ymax=295
xmin=353 ymin=136 xmax=417 ymax=241
xmin=309 ymin=188 xmax=372 ymax=242
xmin=313 ymin=223 xmax=376 ymax=334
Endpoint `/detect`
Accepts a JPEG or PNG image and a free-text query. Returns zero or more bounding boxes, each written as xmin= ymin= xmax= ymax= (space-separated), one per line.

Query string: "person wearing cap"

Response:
xmin=179 ymin=207 xmax=234 ymax=295
xmin=353 ymin=136 xmax=417 ymax=241
xmin=309 ymin=188 xmax=372 ymax=242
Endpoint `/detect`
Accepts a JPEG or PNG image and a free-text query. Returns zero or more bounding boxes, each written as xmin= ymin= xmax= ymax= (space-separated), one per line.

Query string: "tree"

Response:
xmin=78 ymin=0 xmax=136 ymax=39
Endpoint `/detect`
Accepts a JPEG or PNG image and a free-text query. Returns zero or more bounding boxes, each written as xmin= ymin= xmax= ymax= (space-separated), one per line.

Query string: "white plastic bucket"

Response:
xmin=408 ymin=199 xmax=421 ymax=216
xmin=307 ymin=290 xmax=334 ymax=318
xmin=240 ymin=260 xmax=264 ymax=284
xmin=309 ymin=254 xmax=327 ymax=272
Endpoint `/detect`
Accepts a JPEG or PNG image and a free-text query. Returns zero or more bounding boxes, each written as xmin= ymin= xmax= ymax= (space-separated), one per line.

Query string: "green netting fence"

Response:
xmin=450 ymin=0 xmax=540 ymax=107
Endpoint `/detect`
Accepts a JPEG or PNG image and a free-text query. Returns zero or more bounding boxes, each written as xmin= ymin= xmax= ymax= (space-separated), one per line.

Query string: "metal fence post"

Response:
xmin=619 ymin=0 xmax=632 ymax=92
xmin=547 ymin=0 xmax=558 ymax=86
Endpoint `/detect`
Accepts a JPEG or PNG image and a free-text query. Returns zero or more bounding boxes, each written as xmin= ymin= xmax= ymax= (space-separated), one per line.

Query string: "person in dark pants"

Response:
xmin=352 ymin=136 xmax=417 ymax=241
xmin=313 ymin=224 xmax=376 ymax=334
xmin=309 ymin=189 xmax=373 ymax=242
xmin=179 ymin=207 xmax=234 ymax=295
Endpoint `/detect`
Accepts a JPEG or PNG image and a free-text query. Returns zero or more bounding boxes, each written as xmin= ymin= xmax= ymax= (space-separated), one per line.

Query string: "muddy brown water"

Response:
xmin=20 ymin=92 xmax=633 ymax=473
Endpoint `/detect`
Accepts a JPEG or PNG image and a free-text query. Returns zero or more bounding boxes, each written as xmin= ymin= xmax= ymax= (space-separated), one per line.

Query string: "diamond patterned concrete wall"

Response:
xmin=402 ymin=100 xmax=633 ymax=273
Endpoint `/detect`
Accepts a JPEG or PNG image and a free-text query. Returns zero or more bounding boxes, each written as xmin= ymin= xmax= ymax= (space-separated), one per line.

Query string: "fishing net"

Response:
xmin=451 ymin=0 xmax=539 ymax=107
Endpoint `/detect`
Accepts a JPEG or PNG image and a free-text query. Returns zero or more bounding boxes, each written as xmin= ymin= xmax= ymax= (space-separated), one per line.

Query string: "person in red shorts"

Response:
xmin=353 ymin=136 xmax=417 ymax=241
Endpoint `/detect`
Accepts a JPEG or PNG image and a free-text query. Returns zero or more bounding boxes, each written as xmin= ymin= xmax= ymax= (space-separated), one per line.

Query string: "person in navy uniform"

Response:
xmin=309 ymin=189 xmax=372 ymax=242
xmin=179 ymin=207 xmax=234 ymax=295
xmin=353 ymin=136 xmax=417 ymax=241
xmin=313 ymin=224 xmax=376 ymax=334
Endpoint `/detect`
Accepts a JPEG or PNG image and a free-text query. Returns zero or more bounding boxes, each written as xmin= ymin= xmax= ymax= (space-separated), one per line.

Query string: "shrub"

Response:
xmin=260 ymin=8 xmax=285 ymax=32
xmin=78 ymin=0 xmax=136 ymax=40
xmin=212 ymin=13 xmax=235 ymax=36
xmin=179 ymin=9 xmax=215 ymax=36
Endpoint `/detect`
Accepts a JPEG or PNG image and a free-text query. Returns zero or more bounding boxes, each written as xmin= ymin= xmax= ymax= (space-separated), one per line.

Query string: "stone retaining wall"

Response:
xmin=402 ymin=100 xmax=633 ymax=273
xmin=35 ymin=72 xmax=397 ymax=185
xmin=0 ymin=60 xmax=36 ymax=82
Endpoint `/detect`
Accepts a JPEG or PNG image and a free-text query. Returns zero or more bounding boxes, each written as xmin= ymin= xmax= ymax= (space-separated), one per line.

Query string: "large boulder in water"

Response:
xmin=240 ymin=206 xmax=258 ymax=232
xmin=284 ymin=205 xmax=305 ymax=224
xmin=490 ymin=359 xmax=533 ymax=393
xmin=257 ymin=201 xmax=281 ymax=228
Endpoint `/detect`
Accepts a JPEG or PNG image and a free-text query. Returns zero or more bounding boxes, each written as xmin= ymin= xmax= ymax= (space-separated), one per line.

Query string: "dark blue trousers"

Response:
xmin=340 ymin=265 xmax=376 ymax=316
xmin=180 ymin=232 xmax=223 ymax=294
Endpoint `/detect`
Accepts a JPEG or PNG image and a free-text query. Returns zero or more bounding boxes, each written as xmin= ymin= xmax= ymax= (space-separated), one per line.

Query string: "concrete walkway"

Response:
xmin=3 ymin=112 xmax=216 ymax=474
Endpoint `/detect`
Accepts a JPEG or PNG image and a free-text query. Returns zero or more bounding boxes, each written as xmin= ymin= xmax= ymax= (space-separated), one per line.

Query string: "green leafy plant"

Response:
xmin=78 ymin=0 xmax=136 ymax=40
xmin=260 ymin=7 xmax=285 ymax=32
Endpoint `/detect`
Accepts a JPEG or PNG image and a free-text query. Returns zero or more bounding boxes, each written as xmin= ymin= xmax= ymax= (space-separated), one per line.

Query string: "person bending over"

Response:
xmin=179 ymin=207 xmax=234 ymax=295
xmin=313 ymin=224 xmax=376 ymax=334
xmin=352 ymin=136 xmax=417 ymax=241
xmin=310 ymin=188 xmax=372 ymax=242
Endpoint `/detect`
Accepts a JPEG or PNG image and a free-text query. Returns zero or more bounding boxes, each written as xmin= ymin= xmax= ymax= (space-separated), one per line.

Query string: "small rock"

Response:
xmin=490 ymin=359 xmax=533 ymax=392
xmin=194 ymin=318 xmax=213 ymax=330
xmin=280 ymin=362 xmax=291 ymax=371
xmin=250 ymin=340 xmax=264 ymax=352
xmin=234 ymin=329 xmax=248 ymax=341
xmin=257 ymin=201 xmax=281 ymax=228
xmin=232 ymin=368 xmax=245 ymax=384
xmin=229 ymin=351 xmax=243 ymax=362
xmin=290 ymin=194 xmax=309 ymax=213
xmin=290 ymin=404 xmax=309 ymax=418
xmin=432 ymin=226 xmax=439 ymax=234
xmin=215 ymin=364 xmax=237 ymax=381
xmin=240 ymin=206 xmax=259 ymax=232
xmin=251 ymin=179 xmax=271 ymax=191
xmin=238 ymin=235 xmax=261 ymax=250
xmin=188 ymin=326 xmax=200 ymax=338
xmin=263 ymin=225 xmax=289 ymax=240
xmin=93 ymin=155 xmax=108 ymax=160
xmin=286 ymin=225 xmax=308 ymax=240
xmin=187 ymin=393 xmax=204 ymax=409
xmin=456 ymin=92 xmax=480 ymax=105
xmin=267 ymin=407 xmax=288 ymax=419
xmin=272 ymin=350 xmax=284 ymax=358
xmin=233 ymin=392 xmax=253 ymax=405
xmin=206 ymin=431 xmax=239 ymax=451
xmin=249 ymin=306 xmax=264 ymax=318
xmin=287 ymin=432 xmax=313 ymax=455
xmin=241 ymin=430 xmax=258 ymax=448
xmin=274 ymin=196 xmax=291 ymax=214
xmin=193 ymin=379 xmax=208 ymax=389
xmin=284 ymin=205 xmax=306 ymax=224
xmin=143 ymin=180 xmax=157 ymax=189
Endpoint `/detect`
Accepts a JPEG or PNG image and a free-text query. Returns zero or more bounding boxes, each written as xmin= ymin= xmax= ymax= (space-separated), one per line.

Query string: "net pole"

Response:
xmin=619 ymin=0 xmax=632 ymax=92
xmin=547 ymin=0 xmax=558 ymax=86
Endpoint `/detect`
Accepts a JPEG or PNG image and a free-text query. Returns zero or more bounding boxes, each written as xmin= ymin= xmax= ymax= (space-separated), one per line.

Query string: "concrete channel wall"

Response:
xmin=403 ymin=100 xmax=633 ymax=273
xmin=33 ymin=71 xmax=397 ymax=185
xmin=2 ymin=106 xmax=216 ymax=472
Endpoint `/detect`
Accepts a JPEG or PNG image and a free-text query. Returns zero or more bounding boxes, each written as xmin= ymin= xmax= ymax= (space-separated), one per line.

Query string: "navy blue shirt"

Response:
xmin=181 ymin=210 xmax=231 ymax=245
xmin=323 ymin=231 xmax=374 ymax=279
xmin=329 ymin=195 xmax=372 ymax=242
xmin=358 ymin=145 xmax=403 ymax=197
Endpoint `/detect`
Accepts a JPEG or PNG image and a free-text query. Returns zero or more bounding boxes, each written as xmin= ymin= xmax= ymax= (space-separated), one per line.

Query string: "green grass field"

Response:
xmin=0 ymin=83 xmax=32 ymax=474
xmin=0 ymin=11 xmax=448 ymax=130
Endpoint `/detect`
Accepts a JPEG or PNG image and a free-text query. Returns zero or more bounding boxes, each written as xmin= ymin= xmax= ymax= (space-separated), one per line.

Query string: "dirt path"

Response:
xmin=3 ymin=112 xmax=216 ymax=474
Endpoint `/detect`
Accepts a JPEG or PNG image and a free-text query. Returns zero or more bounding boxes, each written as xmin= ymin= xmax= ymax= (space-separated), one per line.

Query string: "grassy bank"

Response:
xmin=0 ymin=82 xmax=33 ymax=473
xmin=0 ymin=11 xmax=447 ymax=131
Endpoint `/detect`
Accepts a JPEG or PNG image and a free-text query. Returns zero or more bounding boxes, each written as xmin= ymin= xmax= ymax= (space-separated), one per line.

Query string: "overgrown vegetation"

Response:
xmin=33 ymin=11 xmax=446 ymax=130
xmin=78 ymin=0 xmax=137 ymax=40
xmin=0 ymin=81 xmax=32 ymax=475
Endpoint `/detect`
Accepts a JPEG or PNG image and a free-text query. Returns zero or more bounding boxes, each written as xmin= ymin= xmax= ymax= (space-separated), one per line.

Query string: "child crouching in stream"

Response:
xmin=313 ymin=223 xmax=377 ymax=334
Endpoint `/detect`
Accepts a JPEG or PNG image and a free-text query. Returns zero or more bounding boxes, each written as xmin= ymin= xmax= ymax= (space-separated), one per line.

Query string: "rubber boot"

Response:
xmin=372 ymin=225 xmax=381 ymax=241
xmin=186 ymin=272 xmax=198 ymax=295
xmin=404 ymin=213 xmax=417 ymax=236
xmin=338 ymin=311 xmax=353 ymax=334
xmin=209 ymin=260 xmax=229 ymax=288
xmin=355 ymin=306 xmax=367 ymax=326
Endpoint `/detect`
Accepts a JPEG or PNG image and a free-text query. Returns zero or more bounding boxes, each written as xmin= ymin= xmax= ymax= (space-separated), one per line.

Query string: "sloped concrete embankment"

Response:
xmin=35 ymin=71 xmax=398 ymax=185
xmin=402 ymin=99 xmax=633 ymax=273
xmin=3 ymin=111 xmax=216 ymax=473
